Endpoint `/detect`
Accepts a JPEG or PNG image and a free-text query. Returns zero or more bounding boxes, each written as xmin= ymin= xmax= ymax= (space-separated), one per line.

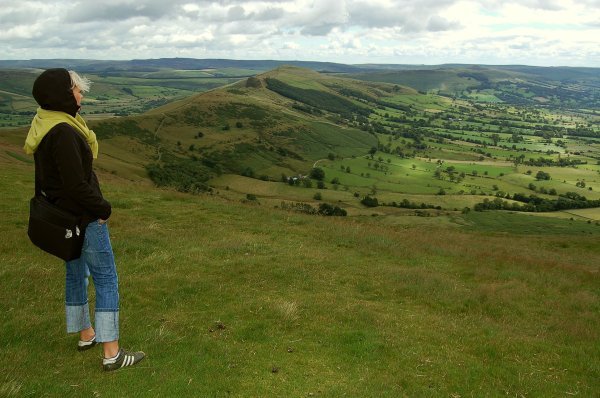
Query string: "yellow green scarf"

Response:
xmin=24 ymin=107 xmax=99 ymax=158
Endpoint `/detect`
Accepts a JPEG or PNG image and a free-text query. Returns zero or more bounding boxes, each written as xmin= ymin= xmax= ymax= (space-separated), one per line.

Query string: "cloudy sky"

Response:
xmin=1 ymin=0 xmax=598 ymax=66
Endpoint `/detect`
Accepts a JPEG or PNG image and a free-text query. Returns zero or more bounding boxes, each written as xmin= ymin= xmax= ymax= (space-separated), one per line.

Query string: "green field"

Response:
xmin=3 ymin=64 xmax=599 ymax=224
xmin=1 ymin=155 xmax=599 ymax=396
xmin=0 ymin=69 xmax=249 ymax=128
xmin=1 ymin=61 xmax=600 ymax=396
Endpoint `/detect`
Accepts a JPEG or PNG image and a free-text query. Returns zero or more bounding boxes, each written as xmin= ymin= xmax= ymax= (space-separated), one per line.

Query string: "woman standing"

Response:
xmin=24 ymin=68 xmax=145 ymax=371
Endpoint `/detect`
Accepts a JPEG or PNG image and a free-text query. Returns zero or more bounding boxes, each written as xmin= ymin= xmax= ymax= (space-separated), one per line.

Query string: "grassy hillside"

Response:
xmin=3 ymin=65 xmax=599 ymax=226
xmin=89 ymin=67 xmax=382 ymax=190
xmin=348 ymin=66 xmax=600 ymax=109
xmin=1 ymin=143 xmax=600 ymax=396
xmin=0 ymin=68 xmax=245 ymax=128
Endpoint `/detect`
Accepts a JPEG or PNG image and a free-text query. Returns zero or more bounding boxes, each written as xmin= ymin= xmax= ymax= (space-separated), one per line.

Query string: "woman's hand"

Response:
xmin=98 ymin=219 xmax=107 ymax=225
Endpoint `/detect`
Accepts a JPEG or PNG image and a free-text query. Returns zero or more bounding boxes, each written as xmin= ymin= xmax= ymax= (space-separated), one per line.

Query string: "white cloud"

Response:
xmin=0 ymin=0 xmax=597 ymax=66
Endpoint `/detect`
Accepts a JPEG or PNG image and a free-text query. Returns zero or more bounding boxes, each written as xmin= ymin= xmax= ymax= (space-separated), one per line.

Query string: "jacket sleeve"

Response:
xmin=51 ymin=126 xmax=112 ymax=220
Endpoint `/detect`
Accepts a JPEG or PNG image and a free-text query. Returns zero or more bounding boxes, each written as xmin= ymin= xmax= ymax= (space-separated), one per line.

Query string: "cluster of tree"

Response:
xmin=567 ymin=127 xmax=600 ymax=138
xmin=5 ymin=110 xmax=35 ymax=116
xmin=335 ymin=87 xmax=376 ymax=103
xmin=425 ymin=131 xmax=492 ymax=147
xmin=245 ymin=76 xmax=262 ymax=88
xmin=279 ymin=201 xmax=347 ymax=216
xmin=94 ymin=119 xmax=157 ymax=144
xmin=493 ymin=91 xmax=532 ymax=106
xmin=279 ymin=168 xmax=328 ymax=189
xmin=523 ymin=157 xmax=586 ymax=167
xmin=309 ymin=167 xmax=325 ymax=180
xmin=265 ymin=78 xmax=371 ymax=119
xmin=292 ymin=103 xmax=323 ymax=115
xmin=388 ymin=199 xmax=441 ymax=210
xmin=283 ymin=175 xmax=314 ymax=188
xmin=525 ymin=183 xmax=557 ymax=195
xmin=146 ymin=154 xmax=213 ymax=194
xmin=434 ymin=165 xmax=467 ymax=182
xmin=317 ymin=203 xmax=348 ymax=216
xmin=457 ymin=71 xmax=491 ymax=85
xmin=535 ymin=171 xmax=551 ymax=180
xmin=339 ymin=165 xmax=352 ymax=173
xmin=367 ymin=121 xmax=390 ymax=134
xmin=474 ymin=192 xmax=600 ymax=212
xmin=512 ymin=81 xmax=599 ymax=108
xmin=360 ymin=196 xmax=379 ymax=207
xmin=359 ymin=196 xmax=441 ymax=210
xmin=376 ymin=99 xmax=412 ymax=113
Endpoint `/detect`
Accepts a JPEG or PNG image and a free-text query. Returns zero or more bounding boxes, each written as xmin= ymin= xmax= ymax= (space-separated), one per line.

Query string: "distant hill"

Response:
xmin=2 ymin=62 xmax=598 ymax=222
xmin=0 ymin=58 xmax=363 ymax=74
xmin=81 ymin=66 xmax=414 ymax=192
xmin=3 ymin=58 xmax=597 ymax=111
xmin=348 ymin=65 xmax=600 ymax=109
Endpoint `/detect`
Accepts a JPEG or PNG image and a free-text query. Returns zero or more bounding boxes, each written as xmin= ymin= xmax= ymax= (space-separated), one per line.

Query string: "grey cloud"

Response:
xmin=0 ymin=7 xmax=42 ymax=27
xmin=218 ymin=20 xmax=275 ymax=35
xmin=290 ymin=1 xmax=349 ymax=36
xmin=65 ymin=0 xmax=182 ymax=22
xmin=301 ymin=23 xmax=340 ymax=36
xmin=249 ymin=7 xmax=285 ymax=21
xmin=1 ymin=0 xmax=597 ymax=66
xmin=347 ymin=0 xmax=459 ymax=32
xmin=426 ymin=15 xmax=460 ymax=32
xmin=347 ymin=1 xmax=409 ymax=28
xmin=509 ymin=42 xmax=532 ymax=50
xmin=227 ymin=5 xmax=246 ymax=21
xmin=512 ymin=0 xmax=565 ymax=10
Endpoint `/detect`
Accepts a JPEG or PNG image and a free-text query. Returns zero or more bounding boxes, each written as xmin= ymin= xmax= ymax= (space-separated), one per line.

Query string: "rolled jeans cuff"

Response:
xmin=95 ymin=311 xmax=119 ymax=342
xmin=65 ymin=304 xmax=91 ymax=334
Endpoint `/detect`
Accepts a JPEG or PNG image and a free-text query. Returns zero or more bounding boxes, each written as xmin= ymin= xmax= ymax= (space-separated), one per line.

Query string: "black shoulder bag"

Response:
xmin=27 ymin=167 xmax=84 ymax=261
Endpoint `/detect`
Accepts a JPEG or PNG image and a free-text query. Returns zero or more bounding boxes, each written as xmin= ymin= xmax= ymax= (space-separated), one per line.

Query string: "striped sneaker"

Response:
xmin=102 ymin=348 xmax=145 ymax=371
xmin=77 ymin=335 xmax=98 ymax=352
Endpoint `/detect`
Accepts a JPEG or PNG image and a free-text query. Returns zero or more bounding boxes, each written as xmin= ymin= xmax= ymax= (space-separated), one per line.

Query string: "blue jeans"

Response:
xmin=65 ymin=221 xmax=119 ymax=342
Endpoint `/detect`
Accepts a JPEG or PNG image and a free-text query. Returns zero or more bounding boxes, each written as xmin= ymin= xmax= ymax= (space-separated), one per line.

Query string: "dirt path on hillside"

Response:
xmin=0 ymin=89 xmax=29 ymax=98
xmin=152 ymin=114 xmax=167 ymax=161
xmin=313 ymin=158 xmax=328 ymax=168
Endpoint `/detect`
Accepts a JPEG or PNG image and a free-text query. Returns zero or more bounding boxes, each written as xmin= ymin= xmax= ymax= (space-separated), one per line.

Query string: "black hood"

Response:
xmin=32 ymin=68 xmax=79 ymax=117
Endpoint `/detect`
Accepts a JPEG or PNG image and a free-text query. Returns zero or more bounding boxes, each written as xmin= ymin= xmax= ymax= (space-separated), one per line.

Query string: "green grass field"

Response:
xmin=1 ymin=149 xmax=599 ymax=396
xmin=1 ymin=59 xmax=599 ymax=395
xmin=3 ymin=65 xmax=599 ymax=226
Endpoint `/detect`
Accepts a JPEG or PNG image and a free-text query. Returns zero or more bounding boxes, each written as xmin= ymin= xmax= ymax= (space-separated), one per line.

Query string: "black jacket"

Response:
xmin=32 ymin=68 xmax=111 ymax=226
xmin=34 ymin=124 xmax=111 ymax=226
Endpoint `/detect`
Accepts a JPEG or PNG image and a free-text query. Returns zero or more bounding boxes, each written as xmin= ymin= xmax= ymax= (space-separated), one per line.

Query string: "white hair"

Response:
xmin=68 ymin=70 xmax=92 ymax=92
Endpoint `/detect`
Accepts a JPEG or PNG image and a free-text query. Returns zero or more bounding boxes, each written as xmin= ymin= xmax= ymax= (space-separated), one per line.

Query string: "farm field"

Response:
xmin=195 ymin=68 xmax=598 ymax=223
xmin=2 ymin=63 xmax=599 ymax=224
xmin=0 ymin=60 xmax=599 ymax=396
xmin=1 ymin=155 xmax=599 ymax=396
xmin=0 ymin=68 xmax=252 ymax=128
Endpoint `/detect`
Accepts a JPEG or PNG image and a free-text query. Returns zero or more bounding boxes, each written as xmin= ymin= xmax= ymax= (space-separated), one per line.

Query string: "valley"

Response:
xmin=0 ymin=59 xmax=599 ymax=396
xmin=2 ymin=62 xmax=599 ymax=228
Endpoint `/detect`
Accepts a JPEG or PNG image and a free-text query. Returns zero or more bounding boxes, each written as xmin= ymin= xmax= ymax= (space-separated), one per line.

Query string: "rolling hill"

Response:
xmin=3 ymin=60 xmax=598 ymax=129
xmin=0 ymin=112 xmax=598 ymax=397
xmin=348 ymin=65 xmax=600 ymax=109
xmin=2 ymin=64 xmax=599 ymax=223
xmin=0 ymin=61 xmax=598 ymax=396
xmin=83 ymin=66 xmax=404 ymax=192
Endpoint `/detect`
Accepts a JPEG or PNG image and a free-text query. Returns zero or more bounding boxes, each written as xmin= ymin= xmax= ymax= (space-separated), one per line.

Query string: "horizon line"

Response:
xmin=0 ymin=57 xmax=598 ymax=69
